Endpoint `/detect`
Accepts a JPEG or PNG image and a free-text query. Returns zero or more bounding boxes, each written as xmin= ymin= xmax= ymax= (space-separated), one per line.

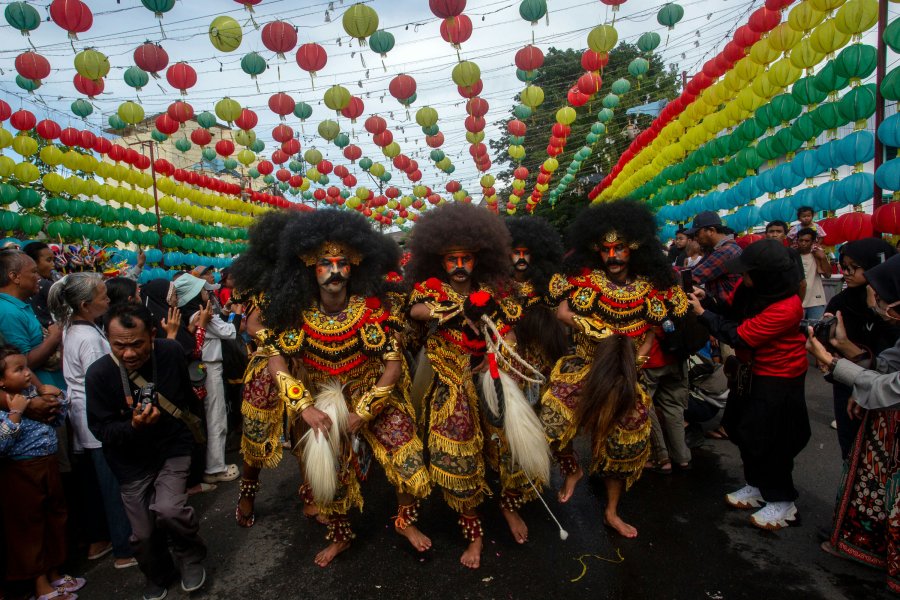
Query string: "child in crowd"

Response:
xmin=787 ymin=206 xmax=828 ymax=245
xmin=0 ymin=345 xmax=85 ymax=600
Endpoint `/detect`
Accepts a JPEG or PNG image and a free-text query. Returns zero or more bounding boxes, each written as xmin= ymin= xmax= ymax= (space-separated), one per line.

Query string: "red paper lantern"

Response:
xmin=343 ymin=174 xmax=357 ymax=187
xmin=281 ymin=138 xmax=300 ymax=155
xmin=317 ymin=160 xmax=333 ymax=175
xmin=92 ymin=136 xmax=112 ymax=155
xmin=546 ymin=144 xmax=563 ymax=157
xmin=426 ymin=132 xmax=445 ymax=148
xmin=440 ymin=15 xmax=473 ymax=47
xmin=295 ymin=43 xmax=327 ymax=75
xmin=50 ymin=0 xmax=93 ymax=40
xmin=272 ymin=124 xmax=294 ymax=143
xmin=15 ymin=51 xmax=51 ymax=83
xmin=392 ymin=155 xmax=410 ymax=171
xmin=874 ymin=202 xmax=900 ymax=234
xmin=276 ymin=168 xmax=290 ymax=182
xmin=430 ymin=0 xmax=466 ymax=18
xmin=268 ymin=92 xmax=295 ymax=118
xmin=389 ymin=74 xmax=417 ymax=101
xmin=407 ymin=159 xmax=419 ymax=173
xmin=468 ymin=143 xmax=487 ymax=157
xmin=334 ymin=165 xmax=349 ymax=178
xmin=167 ymin=100 xmax=194 ymax=124
xmin=568 ymin=87 xmax=590 ymax=107
xmin=577 ymin=71 xmax=602 ymax=95
xmin=507 ymin=119 xmax=527 ymax=137
xmin=215 ymin=139 xmax=235 ymax=157
xmin=107 ymin=145 xmax=126 ymax=162
xmin=261 ymin=20 xmax=297 ymax=58
xmin=734 ymin=25 xmax=762 ymax=49
xmin=340 ymin=96 xmax=364 ymax=123
xmin=73 ymin=74 xmax=104 ymax=98
xmin=515 ymin=45 xmax=544 ymax=71
xmin=837 ymin=213 xmax=874 ymax=242
xmin=364 ymin=115 xmax=387 ymax=135
xmin=289 ymin=175 xmax=303 ymax=189
xmin=155 ymin=114 xmax=179 ymax=135
xmin=10 ymin=110 xmax=36 ymax=131
xmin=513 ymin=167 xmax=529 ymax=180
xmin=256 ymin=160 xmax=273 ymax=175
xmin=464 ymin=115 xmax=485 ymax=133
xmin=343 ymin=145 xmax=362 ymax=163
xmin=0 ymin=101 xmax=9 ymax=122
xmin=133 ymin=42 xmax=168 ymax=75
xmin=166 ymin=62 xmax=197 ymax=94
xmin=190 ymin=128 xmax=212 ymax=146
xmin=458 ymin=79 xmax=483 ymax=98
xmin=373 ymin=130 xmax=393 ymax=147
xmin=723 ymin=41 xmax=746 ymax=65
xmin=134 ymin=154 xmax=151 ymax=170
xmin=235 ymin=108 xmax=258 ymax=131
xmin=764 ymin=0 xmax=794 ymax=9
xmin=79 ymin=130 xmax=96 ymax=150
xmin=124 ymin=148 xmax=140 ymax=165
xmin=466 ymin=97 xmax=489 ymax=118
xmin=408 ymin=170 xmax=422 ymax=182
xmin=581 ymin=49 xmax=609 ymax=72
xmin=153 ymin=159 xmax=173 ymax=175
xmin=36 ymin=119 xmax=61 ymax=140
xmin=748 ymin=7 xmax=781 ymax=34
xmin=59 ymin=127 xmax=80 ymax=147
xmin=271 ymin=149 xmax=289 ymax=164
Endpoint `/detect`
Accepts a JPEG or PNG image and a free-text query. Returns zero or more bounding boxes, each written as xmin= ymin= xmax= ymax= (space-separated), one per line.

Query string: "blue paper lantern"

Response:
xmin=735 ymin=176 xmax=761 ymax=205
xmin=816 ymin=140 xmax=843 ymax=170
xmin=836 ymin=172 xmax=875 ymax=207
xmin=791 ymin=150 xmax=825 ymax=180
xmin=145 ymin=248 xmax=163 ymax=264
xmin=773 ymin=163 xmax=804 ymax=191
xmin=757 ymin=168 xmax=780 ymax=194
xmin=878 ymin=113 xmax=900 ymax=148
xmin=875 ymin=157 xmax=900 ymax=190
xmin=837 ymin=131 xmax=875 ymax=167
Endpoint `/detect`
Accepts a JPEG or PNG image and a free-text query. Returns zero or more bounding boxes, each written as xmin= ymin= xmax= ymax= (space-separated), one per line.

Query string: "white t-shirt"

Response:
xmin=62 ymin=321 xmax=109 ymax=451
xmin=800 ymin=253 xmax=826 ymax=309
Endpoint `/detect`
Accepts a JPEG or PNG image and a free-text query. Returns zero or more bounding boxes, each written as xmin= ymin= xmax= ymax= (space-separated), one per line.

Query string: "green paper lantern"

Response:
xmin=46 ymin=220 xmax=70 ymax=239
xmin=240 ymin=52 xmax=267 ymax=79
xmin=882 ymin=65 xmax=900 ymax=101
xmin=202 ymin=147 xmax=216 ymax=161
xmin=175 ymin=138 xmax=192 ymax=153
xmin=15 ymin=76 xmax=39 ymax=93
xmin=151 ymin=130 xmax=168 ymax=143
xmin=289 ymin=160 xmax=303 ymax=173
xmin=628 ymin=57 xmax=650 ymax=80
xmin=791 ymin=112 xmax=824 ymax=143
xmin=519 ymin=0 xmax=547 ymax=24
xmin=516 ymin=69 xmax=538 ymax=83
xmin=197 ymin=111 xmax=217 ymax=129
xmin=610 ymin=78 xmax=630 ymax=95
xmin=791 ymin=76 xmax=828 ymax=106
xmin=224 ymin=158 xmax=238 ymax=170
xmin=0 ymin=210 xmax=21 ymax=232
xmin=658 ymin=2 xmax=684 ymax=29
xmin=833 ymin=44 xmax=877 ymax=83
xmin=18 ymin=188 xmax=41 ymax=208
xmin=597 ymin=108 xmax=614 ymax=122
xmin=71 ymin=99 xmax=93 ymax=119
xmin=838 ymin=83 xmax=877 ymax=124
xmin=770 ymin=94 xmax=802 ymax=125
xmin=814 ymin=60 xmax=849 ymax=94
xmin=601 ymin=94 xmax=619 ymax=109
xmin=513 ymin=104 xmax=532 ymax=119
xmin=333 ymin=133 xmax=350 ymax=148
xmin=45 ymin=197 xmax=69 ymax=216
xmin=0 ymin=184 xmax=18 ymax=205
xmin=124 ymin=66 xmax=150 ymax=91
xmin=250 ymin=139 xmax=265 ymax=153
xmin=886 ymin=17 xmax=900 ymax=53
xmin=5 ymin=2 xmax=39 ymax=35
xmin=108 ymin=115 xmax=126 ymax=130
xmin=294 ymin=102 xmax=313 ymax=121
xmin=141 ymin=0 xmax=175 ymax=18
xmin=637 ymin=31 xmax=661 ymax=54
xmin=21 ymin=214 xmax=42 ymax=235
xmin=369 ymin=29 xmax=395 ymax=57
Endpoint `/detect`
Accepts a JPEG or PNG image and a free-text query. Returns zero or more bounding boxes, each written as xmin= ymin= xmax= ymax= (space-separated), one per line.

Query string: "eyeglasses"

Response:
xmin=841 ymin=263 xmax=862 ymax=275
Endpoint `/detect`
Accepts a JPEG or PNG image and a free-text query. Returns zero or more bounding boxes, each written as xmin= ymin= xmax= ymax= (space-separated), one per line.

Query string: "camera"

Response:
xmin=137 ymin=382 xmax=157 ymax=410
xmin=799 ymin=315 xmax=836 ymax=347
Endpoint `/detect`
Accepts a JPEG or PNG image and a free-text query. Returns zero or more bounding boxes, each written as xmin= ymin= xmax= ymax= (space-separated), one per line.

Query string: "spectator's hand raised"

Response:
xmin=162 ymin=306 xmax=182 ymax=339
xmin=687 ymin=293 xmax=704 ymax=316
xmin=131 ymin=402 xmax=160 ymax=429
xmin=136 ymin=248 xmax=146 ymax=268
xmin=197 ymin=300 xmax=213 ymax=329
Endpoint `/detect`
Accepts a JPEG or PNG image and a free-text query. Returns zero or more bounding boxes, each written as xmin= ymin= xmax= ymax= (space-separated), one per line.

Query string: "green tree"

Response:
xmin=490 ymin=43 xmax=680 ymax=232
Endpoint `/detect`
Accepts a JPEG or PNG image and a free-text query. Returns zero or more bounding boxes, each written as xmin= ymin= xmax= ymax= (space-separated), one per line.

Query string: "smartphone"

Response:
xmin=681 ymin=268 xmax=694 ymax=294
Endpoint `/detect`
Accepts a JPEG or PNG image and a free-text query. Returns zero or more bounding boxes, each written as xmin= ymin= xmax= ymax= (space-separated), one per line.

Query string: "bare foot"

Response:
xmin=314 ymin=541 xmax=351 ymax=567
xmin=460 ymin=538 xmax=483 ymax=569
xmin=303 ymin=504 xmax=328 ymax=525
xmin=603 ymin=511 xmax=638 ymax=538
xmin=236 ymin=495 xmax=255 ymax=527
xmin=558 ymin=465 xmax=584 ymax=503
xmin=396 ymin=524 xmax=432 ymax=552
xmin=501 ymin=508 xmax=528 ymax=544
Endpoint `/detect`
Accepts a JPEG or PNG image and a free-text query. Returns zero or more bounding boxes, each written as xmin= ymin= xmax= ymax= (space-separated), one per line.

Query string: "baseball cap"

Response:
xmin=684 ymin=211 xmax=724 ymax=236
xmin=191 ymin=265 xmax=213 ymax=277
xmin=724 ymin=239 xmax=792 ymax=273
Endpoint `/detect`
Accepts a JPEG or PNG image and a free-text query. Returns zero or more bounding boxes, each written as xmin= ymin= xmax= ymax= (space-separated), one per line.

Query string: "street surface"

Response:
xmin=80 ymin=369 xmax=892 ymax=600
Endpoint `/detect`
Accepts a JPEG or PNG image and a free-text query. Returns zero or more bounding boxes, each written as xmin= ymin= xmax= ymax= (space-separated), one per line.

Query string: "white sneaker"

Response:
xmin=725 ymin=485 xmax=763 ymax=509
xmin=750 ymin=501 xmax=798 ymax=531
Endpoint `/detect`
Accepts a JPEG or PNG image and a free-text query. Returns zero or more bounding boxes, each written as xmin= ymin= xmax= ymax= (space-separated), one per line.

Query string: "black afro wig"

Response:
xmin=404 ymin=202 xmax=512 ymax=288
xmin=231 ymin=210 xmax=297 ymax=298
xmin=504 ymin=216 xmax=564 ymax=292
xmin=566 ymin=199 xmax=675 ymax=290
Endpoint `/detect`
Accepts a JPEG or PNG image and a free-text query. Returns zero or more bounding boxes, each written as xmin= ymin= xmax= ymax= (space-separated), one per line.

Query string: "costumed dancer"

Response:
xmin=540 ymin=199 xmax=688 ymax=538
xmin=504 ymin=216 xmax=569 ymax=392
xmin=240 ymin=209 xmax=431 ymax=567
xmin=406 ymin=202 xmax=550 ymax=569
xmin=231 ymin=210 xmax=298 ymax=525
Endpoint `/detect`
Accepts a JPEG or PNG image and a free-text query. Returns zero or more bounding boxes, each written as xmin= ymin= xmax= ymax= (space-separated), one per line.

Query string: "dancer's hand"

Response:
xmin=302 ymin=406 xmax=333 ymax=437
xmin=348 ymin=413 xmax=364 ymax=433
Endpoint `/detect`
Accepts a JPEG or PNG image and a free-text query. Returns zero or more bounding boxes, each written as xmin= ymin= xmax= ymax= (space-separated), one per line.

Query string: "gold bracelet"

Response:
xmin=254 ymin=328 xmax=274 ymax=346
xmin=635 ymin=355 xmax=650 ymax=368
xmin=572 ymin=315 xmax=614 ymax=342
xmin=354 ymin=390 xmax=378 ymax=422
xmin=371 ymin=384 xmax=395 ymax=398
xmin=383 ymin=350 xmax=402 ymax=362
xmin=275 ymin=371 xmax=314 ymax=413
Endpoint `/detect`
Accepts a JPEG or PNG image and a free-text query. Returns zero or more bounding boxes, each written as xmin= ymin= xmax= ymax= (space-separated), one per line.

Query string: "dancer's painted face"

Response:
xmin=315 ymin=254 xmax=350 ymax=292
xmin=600 ymin=241 xmax=630 ymax=276
xmin=511 ymin=247 xmax=531 ymax=271
xmin=443 ymin=251 xmax=475 ymax=282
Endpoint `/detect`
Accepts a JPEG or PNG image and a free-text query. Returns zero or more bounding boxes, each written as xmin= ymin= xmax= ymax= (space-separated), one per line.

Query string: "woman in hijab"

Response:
xmin=809 ymin=253 xmax=900 ymax=593
xmin=824 ymin=238 xmax=900 ymax=458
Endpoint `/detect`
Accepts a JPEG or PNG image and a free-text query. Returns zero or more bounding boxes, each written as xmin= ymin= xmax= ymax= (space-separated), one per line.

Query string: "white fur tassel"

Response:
xmin=300 ymin=379 xmax=349 ymax=505
xmin=481 ymin=371 xmax=551 ymax=484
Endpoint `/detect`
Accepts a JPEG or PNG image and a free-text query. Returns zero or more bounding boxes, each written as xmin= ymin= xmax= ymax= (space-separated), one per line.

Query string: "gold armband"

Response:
xmin=354 ymin=384 xmax=395 ymax=422
xmin=383 ymin=350 xmax=402 ymax=362
xmin=635 ymin=355 xmax=650 ymax=368
xmin=275 ymin=371 xmax=314 ymax=414
xmin=254 ymin=328 xmax=275 ymax=346
xmin=572 ymin=315 xmax=614 ymax=342
xmin=425 ymin=301 xmax=462 ymax=324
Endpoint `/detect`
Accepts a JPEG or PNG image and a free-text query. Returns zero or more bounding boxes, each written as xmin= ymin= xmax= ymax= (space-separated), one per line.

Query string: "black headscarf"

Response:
xmin=141 ymin=278 xmax=194 ymax=356
xmin=840 ymin=238 xmax=897 ymax=272
xmin=866 ymin=253 xmax=900 ymax=305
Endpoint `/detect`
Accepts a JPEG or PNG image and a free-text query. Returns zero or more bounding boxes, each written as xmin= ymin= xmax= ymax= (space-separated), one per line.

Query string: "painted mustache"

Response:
xmin=605 ymin=259 xmax=627 ymax=267
xmin=323 ymin=273 xmax=348 ymax=285
xmin=515 ymin=259 xmax=529 ymax=267
xmin=450 ymin=268 xmax=471 ymax=277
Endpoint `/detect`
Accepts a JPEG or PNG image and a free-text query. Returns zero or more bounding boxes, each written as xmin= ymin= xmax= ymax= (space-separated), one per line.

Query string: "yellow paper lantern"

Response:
xmin=789 ymin=38 xmax=825 ymax=71
xmin=215 ymin=97 xmax=242 ymax=123
xmin=237 ymin=149 xmax=255 ymax=165
xmin=451 ymin=61 xmax=481 ymax=88
xmin=587 ymin=24 xmax=618 ymax=53
xmin=74 ymin=49 xmax=110 ymax=81
xmin=480 ymin=174 xmax=495 ymax=187
xmin=521 ymin=85 xmax=545 ymax=109
xmin=735 ymin=57 xmax=764 ymax=82
xmin=209 ymin=16 xmax=242 ymax=52
xmin=542 ymin=158 xmax=558 ymax=172
xmin=810 ymin=19 xmax=852 ymax=54
xmin=466 ymin=131 xmax=485 ymax=144
xmin=12 ymin=135 xmax=37 ymax=157
xmin=369 ymin=162 xmax=385 ymax=177
xmin=834 ymin=0 xmax=878 ymax=35
xmin=556 ymin=107 xmax=577 ymax=125
xmin=508 ymin=145 xmax=525 ymax=160
xmin=13 ymin=161 xmax=39 ymax=183
xmin=323 ymin=85 xmax=351 ymax=112
xmin=41 ymin=172 xmax=65 ymax=193
xmin=750 ymin=39 xmax=780 ymax=66
xmin=234 ymin=129 xmax=256 ymax=147
xmin=810 ymin=0 xmax=847 ymax=10
xmin=342 ymin=3 xmax=379 ymax=43
xmin=382 ymin=142 xmax=400 ymax=158
xmin=766 ymin=58 xmax=801 ymax=89
xmin=788 ymin=2 xmax=826 ymax=32
xmin=0 ymin=156 xmax=14 ymax=178
xmin=0 ymin=128 xmax=12 ymax=149
xmin=767 ymin=23 xmax=803 ymax=54
xmin=118 ymin=101 xmax=145 ymax=125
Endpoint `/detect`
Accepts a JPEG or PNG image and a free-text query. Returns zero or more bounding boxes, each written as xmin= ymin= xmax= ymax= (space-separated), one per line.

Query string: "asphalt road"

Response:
xmin=77 ymin=369 xmax=893 ymax=600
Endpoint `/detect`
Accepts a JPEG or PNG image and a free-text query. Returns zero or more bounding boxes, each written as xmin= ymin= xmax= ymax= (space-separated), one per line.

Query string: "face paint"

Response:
xmin=316 ymin=255 xmax=351 ymax=289
xmin=511 ymin=246 xmax=531 ymax=271
xmin=443 ymin=251 xmax=475 ymax=279
xmin=600 ymin=242 xmax=630 ymax=264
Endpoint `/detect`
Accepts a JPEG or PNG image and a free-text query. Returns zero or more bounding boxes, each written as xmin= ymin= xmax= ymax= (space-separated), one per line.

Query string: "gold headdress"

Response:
xmin=300 ymin=241 xmax=363 ymax=266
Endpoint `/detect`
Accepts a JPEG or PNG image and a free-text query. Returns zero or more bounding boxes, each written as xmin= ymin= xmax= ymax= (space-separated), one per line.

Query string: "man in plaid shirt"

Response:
xmin=685 ymin=211 xmax=743 ymax=304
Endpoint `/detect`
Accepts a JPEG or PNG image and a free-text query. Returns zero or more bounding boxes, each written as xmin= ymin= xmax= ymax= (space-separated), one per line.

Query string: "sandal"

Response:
xmin=705 ymin=427 xmax=729 ymax=440
xmin=49 ymin=576 xmax=85 ymax=593
xmin=645 ymin=460 xmax=672 ymax=474
xmin=34 ymin=591 xmax=77 ymax=600
xmin=204 ymin=463 xmax=240 ymax=483
xmin=235 ymin=478 xmax=260 ymax=528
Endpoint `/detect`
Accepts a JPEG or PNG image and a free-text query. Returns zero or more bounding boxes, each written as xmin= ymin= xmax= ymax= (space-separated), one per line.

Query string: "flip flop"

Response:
xmin=49 ymin=576 xmax=85 ymax=593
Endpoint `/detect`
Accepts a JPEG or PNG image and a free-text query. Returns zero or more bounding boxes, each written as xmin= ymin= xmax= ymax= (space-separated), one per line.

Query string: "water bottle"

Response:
xmin=661 ymin=318 xmax=675 ymax=334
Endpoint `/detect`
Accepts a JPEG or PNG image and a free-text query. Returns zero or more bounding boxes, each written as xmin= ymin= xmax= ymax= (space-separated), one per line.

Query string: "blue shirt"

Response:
xmin=0 ymin=385 xmax=68 ymax=459
xmin=0 ymin=293 xmax=66 ymax=390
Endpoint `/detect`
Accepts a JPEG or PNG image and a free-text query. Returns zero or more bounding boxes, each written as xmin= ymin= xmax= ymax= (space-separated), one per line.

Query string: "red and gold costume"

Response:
xmin=541 ymin=268 xmax=688 ymax=488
